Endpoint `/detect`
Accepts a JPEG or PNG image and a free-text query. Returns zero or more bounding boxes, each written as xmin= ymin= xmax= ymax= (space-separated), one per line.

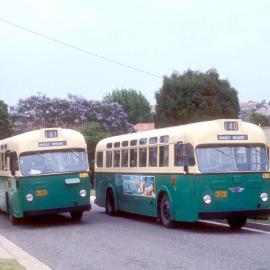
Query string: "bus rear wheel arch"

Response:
xmin=227 ymin=216 xmax=247 ymax=230
xmin=159 ymin=193 xmax=175 ymax=228
xmin=106 ymin=188 xmax=116 ymax=216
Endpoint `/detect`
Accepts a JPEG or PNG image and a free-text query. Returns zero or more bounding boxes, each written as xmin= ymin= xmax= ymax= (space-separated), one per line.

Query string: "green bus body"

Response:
xmin=0 ymin=173 xmax=91 ymax=218
xmin=94 ymin=120 xmax=270 ymax=228
xmin=0 ymin=128 xmax=91 ymax=223
xmin=95 ymin=172 xmax=270 ymax=222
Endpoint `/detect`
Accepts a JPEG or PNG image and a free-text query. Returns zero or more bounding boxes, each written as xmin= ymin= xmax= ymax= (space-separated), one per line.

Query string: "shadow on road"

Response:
xmin=0 ymin=210 xmax=91 ymax=229
xmin=0 ymin=208 xmax=262 ymax=235
xmin=103 ymin=210 xmax=252 ymax=234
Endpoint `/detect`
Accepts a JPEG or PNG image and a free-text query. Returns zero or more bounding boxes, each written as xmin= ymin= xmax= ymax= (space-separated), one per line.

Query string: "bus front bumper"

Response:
xmin=23 ymin=204 xmax=91 ymax=217
xmin=199 ymin=208 xmax=270 ymax=219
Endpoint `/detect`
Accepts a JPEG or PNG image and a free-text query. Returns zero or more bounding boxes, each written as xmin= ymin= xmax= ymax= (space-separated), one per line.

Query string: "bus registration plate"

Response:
xmin=215 ymin=191 xmax=227 ymax=198
xmin=36 ymin=190 xmax=48 ymax=197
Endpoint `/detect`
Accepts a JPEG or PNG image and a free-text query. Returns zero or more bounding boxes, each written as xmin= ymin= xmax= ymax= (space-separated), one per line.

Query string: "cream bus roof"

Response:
xmin=96 ymin=119 xmax=266 ymax=150
xmin=0 ymin=128 xmax=87 ymax=154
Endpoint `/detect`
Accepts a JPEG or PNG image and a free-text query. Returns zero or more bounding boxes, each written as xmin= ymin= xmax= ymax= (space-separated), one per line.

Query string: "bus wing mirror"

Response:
xmin=11 ymin=169 xmax=16 ymax=176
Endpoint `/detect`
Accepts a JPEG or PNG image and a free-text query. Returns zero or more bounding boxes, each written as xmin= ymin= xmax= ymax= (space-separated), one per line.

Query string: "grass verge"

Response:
xmin=248 ymin=218 xmax=270 ymax=224
xmin=0 ymin=259 xmax=26 ymax=270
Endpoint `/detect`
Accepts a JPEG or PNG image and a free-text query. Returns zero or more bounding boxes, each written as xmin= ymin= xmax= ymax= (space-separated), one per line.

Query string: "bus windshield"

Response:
xmin=20 ymin=149 xmax=88 ymax=176
xmin=196 ymin=145 xmax=269 ymax=173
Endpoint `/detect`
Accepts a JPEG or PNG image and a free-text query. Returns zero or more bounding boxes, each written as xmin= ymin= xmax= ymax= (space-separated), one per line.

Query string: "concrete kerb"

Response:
xmin=0 ymin=196 xmax=96 ymax=270
xmin=0 ymin=234 xmax=52 ymax=270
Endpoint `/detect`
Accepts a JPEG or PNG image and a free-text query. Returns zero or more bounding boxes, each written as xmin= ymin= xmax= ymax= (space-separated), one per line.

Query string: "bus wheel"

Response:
xmin=9 ymin=215 xmax=23 ymax=225
xmin=70 ymin=211 xmax=83 ymax=221
xmin=160 ymin=194 xmax=174 ymax=228
xmin=106 ymin=189 xmax=115 ymax=216
xmin=227 ymin=216 xmax=247 ymax=230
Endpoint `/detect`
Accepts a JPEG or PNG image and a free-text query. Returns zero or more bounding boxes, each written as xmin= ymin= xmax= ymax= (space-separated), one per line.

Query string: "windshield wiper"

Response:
xmin=213 ymin=148 xmax=233 ymax=160
xmin=71 ymin=149 xmax=84 ymax=162
xmin=249 ymin=146 xmax=267 ymax=159
xmin=35 ymin=152 xmax=51 ymax=162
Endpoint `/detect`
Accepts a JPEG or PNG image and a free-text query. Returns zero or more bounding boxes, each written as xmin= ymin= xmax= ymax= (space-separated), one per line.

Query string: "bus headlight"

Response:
xmin=203 ymin=195 xmax=212 ymax=204
xmin=79 ymin=189 xmax=87 ymax=198
xmin=26 ymin=194 xmax=33 ymax=202
xmin=260 ymin=193 xmax=268 ymax=202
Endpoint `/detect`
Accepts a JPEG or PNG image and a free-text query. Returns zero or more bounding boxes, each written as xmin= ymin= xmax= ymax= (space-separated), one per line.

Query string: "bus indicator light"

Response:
xmin=7 ymin=179 xmax=12 ymax=188
xmin=171 ymin=175 xmax=175 ymax=186
xmin=79 ymin=173 xmax=88 ymax=178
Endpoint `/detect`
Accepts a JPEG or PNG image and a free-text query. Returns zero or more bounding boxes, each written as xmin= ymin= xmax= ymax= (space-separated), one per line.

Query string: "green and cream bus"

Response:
xmin=0 ymin=128 xmax=91 ymax=224
xmin=95 ymin=119 xmax=270 ymax=229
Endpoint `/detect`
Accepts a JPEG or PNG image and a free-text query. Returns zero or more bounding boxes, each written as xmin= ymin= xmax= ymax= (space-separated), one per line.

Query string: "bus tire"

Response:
xmin=70 ymin=211 xmax=83 ymax=221
xmin=227 ymin=216 xmax=247 ymax=230
xmin=106 ymin=189 xmax=115 ymax=216
xmin=160 ymin=194 xmax=175 ymax=228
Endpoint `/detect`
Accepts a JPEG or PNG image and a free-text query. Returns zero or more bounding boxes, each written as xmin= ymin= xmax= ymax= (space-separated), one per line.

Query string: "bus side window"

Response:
xmin=175 ymin=143 xmax=195 ymax=166
xmin=10 ymin=152 xmax=19 ymax=171
xmin=106 ymin=151 xmax=112 ymax=167
xmin=96 ymin=151 xmax=103 ymax=167
xmin=0 ymin=153 xmax=4 ymax=170
xmin=159 ymin=145 xmax=169 ymax=167
xmin=130 ymin=148 xmax=137 ymax=167
xmin=3 ymin=153 xmax=8 ymax=171
xmin=0 ymin=153 xmax=3 ymax=170
xmin=121 ymin=149 xmax=128 ymax=167
xmin=139 ymin=148 xmax=147 ymax=167
xmin=149 ymin=146 xmax=157 ymax=167
xmin=185 ymin=144 xmax=195 ymax=165
xmin=113 ymin=150 xmax=120 ymax=167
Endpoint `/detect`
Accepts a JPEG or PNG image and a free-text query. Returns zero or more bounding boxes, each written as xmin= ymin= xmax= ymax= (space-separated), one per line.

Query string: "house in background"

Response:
xmin=133 ymin=123 xmax=155 ymax=132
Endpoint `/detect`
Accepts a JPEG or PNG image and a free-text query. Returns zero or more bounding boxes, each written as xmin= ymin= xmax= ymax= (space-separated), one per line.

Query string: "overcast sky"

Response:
xmin=0 ymin=0 xmax=269 ymax=106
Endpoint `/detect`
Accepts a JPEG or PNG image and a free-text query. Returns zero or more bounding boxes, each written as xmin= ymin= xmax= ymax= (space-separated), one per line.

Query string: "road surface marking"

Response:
xmin=200 ymin=220 xmax=270 ymax=235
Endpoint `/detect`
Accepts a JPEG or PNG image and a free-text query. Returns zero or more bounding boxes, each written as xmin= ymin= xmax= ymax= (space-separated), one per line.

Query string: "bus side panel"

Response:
xmin=115 ymin=174 xmax=156 ymax=217
xmin=0 ymin=176 xmax=8 ymax=212
xmin=95 ymin=173 xmax=157 ymax=217
xmin=171 ymin=175 xmax=199 ymax=222
xmin=95 ymin=172 xmax=111 ymax=208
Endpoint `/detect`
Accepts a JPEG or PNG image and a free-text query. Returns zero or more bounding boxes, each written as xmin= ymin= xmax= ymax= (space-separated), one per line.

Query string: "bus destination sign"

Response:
xmin=217 ymin=135 xmax=248 ymax=141
xmin=38 ymin=141 xmax=67 ymax=147
xmin=224 ymin=121 xmax=238 ymax=131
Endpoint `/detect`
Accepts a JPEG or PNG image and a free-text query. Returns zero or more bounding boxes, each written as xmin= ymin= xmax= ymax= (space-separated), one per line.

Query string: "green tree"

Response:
xmin=79 ymin=122 xmax=108 ymax=168
xmin=155 ymin=69 xmax=240 ymax=127
xmin=103 ymin=88 xmax=153 ymax=124
xmin=0 ymin=100 xmax=13 ymax=139
xmin=249 ymin=113 xmax=270 ymax=127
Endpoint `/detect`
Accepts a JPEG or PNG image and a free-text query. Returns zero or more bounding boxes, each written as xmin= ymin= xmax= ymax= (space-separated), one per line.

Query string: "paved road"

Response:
xmin=0 ymin=203 xmax=270 ymax=270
